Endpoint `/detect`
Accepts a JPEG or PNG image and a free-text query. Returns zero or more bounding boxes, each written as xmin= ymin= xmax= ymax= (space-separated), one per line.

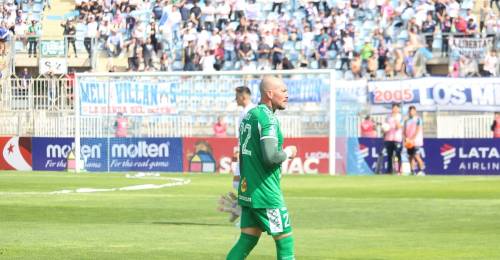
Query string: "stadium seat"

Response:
xmin=172 ymin=61 xmax=183 ymax=71
xmin=33 ymin=3 xmax=43 ymax=12
xmin=327 ymin=50 xmax=337 ymax=59
xmin=310 ymin=60 xmax=318 ymax=69
xmin=22 ymin=4 xmax=31 ymax=12
xmin=31 ymin=13 xmax=42 ymax=22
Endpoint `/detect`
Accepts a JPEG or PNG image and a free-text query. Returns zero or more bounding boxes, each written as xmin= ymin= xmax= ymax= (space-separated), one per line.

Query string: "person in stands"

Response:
xmin=114 ymin=112 xmax=129 ymax=137
xmin=360 ymin=115 xmax=377 ymax=138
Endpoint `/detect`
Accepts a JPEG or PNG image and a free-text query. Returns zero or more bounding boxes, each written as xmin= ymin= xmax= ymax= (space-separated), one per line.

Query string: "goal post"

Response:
xmin=73 ymin=70 xmax=362 ymax=175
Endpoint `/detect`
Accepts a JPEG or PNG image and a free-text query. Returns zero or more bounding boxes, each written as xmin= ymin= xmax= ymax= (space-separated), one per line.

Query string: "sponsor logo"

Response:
xmin=238 ymin=194 xmax=251 ymax=202
xmin=46 ymin=143 xmax=101 ymax=159
xmin=440 ymin=144 xmax=456 ymax=169
xmin=111 ymin=141 xmax=169 ymax=158
xmin=241 ymin=177 xmax=247 ymax=192
xmin=357 ymin=144 xmax=369 ymax=167
xmin=267 ymin=209 xmax=283 ymax=233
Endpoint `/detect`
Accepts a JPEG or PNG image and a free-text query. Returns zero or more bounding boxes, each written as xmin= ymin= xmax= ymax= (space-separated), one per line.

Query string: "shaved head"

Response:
xmin=259 ymin=76 xmax=288 ymax=111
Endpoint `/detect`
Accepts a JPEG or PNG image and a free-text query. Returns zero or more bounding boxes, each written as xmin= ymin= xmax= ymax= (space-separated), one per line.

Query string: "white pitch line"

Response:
xmin=0 ymin=175 xmax=191 ymax=195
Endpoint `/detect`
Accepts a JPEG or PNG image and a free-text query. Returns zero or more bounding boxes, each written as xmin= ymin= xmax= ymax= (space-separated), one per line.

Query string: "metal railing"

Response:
xmin=1 ymin=75 xmax=74 ymax=112
xmin=10 ymin=35 xmax=98 ymax=69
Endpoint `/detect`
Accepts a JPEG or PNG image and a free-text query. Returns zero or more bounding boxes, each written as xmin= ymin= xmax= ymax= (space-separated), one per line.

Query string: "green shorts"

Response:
xmin=240 ymin=206 xmax=292 ymax=236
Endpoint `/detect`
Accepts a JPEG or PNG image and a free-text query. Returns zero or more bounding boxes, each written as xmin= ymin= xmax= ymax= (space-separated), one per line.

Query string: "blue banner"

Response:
xmin=107 ymin=137 xmax=183 ymax=172
xmin=31 ymin=137 xmax=183 ymax=172
xmin=424 ymin=138 xmax=500 ymax=175
xmin=32 ymin=137 xmax=73 ymax=171
xmin=368 ymin=77 xmax=500 ymax=112
xmin=248 ymin=78 xmax=326 ymax=103
xmin=351 ymin=138 xmax=500 ymax=175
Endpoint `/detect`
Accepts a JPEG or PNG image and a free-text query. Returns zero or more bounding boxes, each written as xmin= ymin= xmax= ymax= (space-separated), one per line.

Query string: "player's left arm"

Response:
xmin=259 ymin=117 xmax=294 ymax=167
xmin=260 ymin=138 xmax=290 ymax=167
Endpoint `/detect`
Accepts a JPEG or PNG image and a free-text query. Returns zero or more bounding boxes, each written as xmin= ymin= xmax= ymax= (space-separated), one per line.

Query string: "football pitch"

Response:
xmin=1 ymin=172 xmax=500 ymax=259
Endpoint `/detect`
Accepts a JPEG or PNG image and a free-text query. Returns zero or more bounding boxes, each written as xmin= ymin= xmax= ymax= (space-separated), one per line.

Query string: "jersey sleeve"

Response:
xmin=258 ymin=111 xmax=278 ymax=141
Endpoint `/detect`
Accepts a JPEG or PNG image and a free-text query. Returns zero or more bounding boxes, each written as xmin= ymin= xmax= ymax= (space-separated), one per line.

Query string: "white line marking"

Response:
xmin=0 ymin=173 xmax=191 ymax=195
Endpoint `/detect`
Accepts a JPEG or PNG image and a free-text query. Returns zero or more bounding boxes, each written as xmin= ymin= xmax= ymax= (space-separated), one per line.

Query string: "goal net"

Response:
xmin=74 ymin=70 xmax=370 ymax=175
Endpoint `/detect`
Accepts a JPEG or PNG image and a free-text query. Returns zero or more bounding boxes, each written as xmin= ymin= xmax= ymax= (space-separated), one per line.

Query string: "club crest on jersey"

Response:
xmin=241 ymin=177 xmax=247 ymax=192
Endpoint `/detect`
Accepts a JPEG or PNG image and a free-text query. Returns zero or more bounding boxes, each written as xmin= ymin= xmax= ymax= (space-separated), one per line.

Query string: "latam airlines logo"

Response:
xmin=440 ymin=144 xmax=456 ymax=169
xmin=357 ymin=144 xmax=369 ymax=167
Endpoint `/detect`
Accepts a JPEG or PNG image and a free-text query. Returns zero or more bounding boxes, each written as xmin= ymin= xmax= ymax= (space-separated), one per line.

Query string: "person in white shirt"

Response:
xmin=203 ymin=0 xmax=216 ymax=31
xmin=209 ymin=28 xmax=222 ymax=50
xmin=216 ymin=1 xmax=231 ymax=30
xmin=223 ymin=27 xmax=236 ymax=61
xmin=233 ymin=0 xmax=246 ymax=20
xmin=167 ymin=4 xmax=182 ymax=43
xmin=218 ymin=86 xmax=256 ymax=223
xmin=482 ymin=51 xmax=498 ymax=77
xmin=84 ymin=16 xmax=98 ymax=58
xmin=200 ymin=49 xmax=216 ymax=71
xmin=446 ymin=0 xmax=460 ymax=19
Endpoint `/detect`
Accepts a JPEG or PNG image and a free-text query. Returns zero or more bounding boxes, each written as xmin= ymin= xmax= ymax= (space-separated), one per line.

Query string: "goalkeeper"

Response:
xmin=226 ymin=76 xmax=296 ymax=260
xmin=218 ymin=86 xmax=255 ymax=223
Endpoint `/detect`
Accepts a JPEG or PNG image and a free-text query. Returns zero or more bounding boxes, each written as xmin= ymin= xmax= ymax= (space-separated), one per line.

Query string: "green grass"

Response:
xmin=1 ymin=172 xmax=500 ymax=259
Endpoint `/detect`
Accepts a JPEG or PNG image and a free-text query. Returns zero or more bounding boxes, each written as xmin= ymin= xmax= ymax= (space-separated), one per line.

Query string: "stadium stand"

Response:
xmin=0 ymin=0 xmax=497 ymax=77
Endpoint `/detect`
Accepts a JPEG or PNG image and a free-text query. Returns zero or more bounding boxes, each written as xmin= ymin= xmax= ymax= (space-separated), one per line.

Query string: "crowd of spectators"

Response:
xmin=74 ymin=0 xmax=498 ymax=78
xmin=0 ymin=0 xmax=45 ymax=58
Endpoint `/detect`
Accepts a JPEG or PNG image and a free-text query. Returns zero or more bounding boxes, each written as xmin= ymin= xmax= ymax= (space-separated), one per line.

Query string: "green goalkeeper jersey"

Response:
xmin=238 ymin=104 xmax=284 ymax=209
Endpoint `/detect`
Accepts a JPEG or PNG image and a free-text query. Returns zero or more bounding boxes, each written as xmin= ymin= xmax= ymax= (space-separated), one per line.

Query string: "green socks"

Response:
xmin=275 ymin=235 xmax=295 ymax=260
xmin=226 ymin=233 xmax=259 ymax=260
